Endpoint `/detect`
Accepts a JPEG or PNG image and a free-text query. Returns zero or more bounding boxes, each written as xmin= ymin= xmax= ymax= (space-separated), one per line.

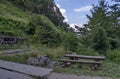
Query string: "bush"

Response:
xmin=91 ymin=27 xmax=110 ymax=54
xmin=27 ymin=15 xmax=62 ymax=47
xmin=0 ymin=16 xmax=27 ymax=36
xmin=109 ymin=38 xmax=120 ymax=49
xmin=77 ymin=45 xmax=100 ymax=56
xmin=106 ymin=49 xmax=120 ymax=64
xmin=63 ymin=33 xmax=79 ymax=52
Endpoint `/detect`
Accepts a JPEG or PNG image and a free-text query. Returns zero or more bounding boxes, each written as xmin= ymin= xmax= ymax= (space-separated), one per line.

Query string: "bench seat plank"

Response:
xmin=65 ymin=54 xmax=105 ymax=60
xmin=58 ymin=59 xmax=101 ymax=64
xmin=0 ymin=60 xmax=53 ymax=77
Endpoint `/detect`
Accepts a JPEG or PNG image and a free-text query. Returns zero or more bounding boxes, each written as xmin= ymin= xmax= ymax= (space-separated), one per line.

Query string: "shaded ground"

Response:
xmin=0 ymin=69 xmax=119 ymax=79
xmin=48 ymin=73 xmax=119 ymax=79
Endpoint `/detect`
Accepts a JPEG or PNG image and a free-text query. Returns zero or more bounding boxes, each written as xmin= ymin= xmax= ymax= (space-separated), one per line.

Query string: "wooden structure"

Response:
xmin=58 ymin=54 xmax=105 ymax=70
xmin=65 ymin=54 xmax=105 ymax=61
xmin=0 ymin=60 xmax=53 ymax=78
xmin=0 ymin=36 xmax=29 ymax=48
xmin=2 ymin=48 xmax=31 ymax=54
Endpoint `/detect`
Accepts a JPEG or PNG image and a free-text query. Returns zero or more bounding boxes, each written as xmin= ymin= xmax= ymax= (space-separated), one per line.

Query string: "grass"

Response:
xmin=0 ymin=45 xmax=120 ymax=78
xmin=0 ymin=0 xmax=29 ymax=23
xmin=30 ymin=45 xmax=66 ymax=59
xmin=54 ymin=60 xmax=120 ymax=78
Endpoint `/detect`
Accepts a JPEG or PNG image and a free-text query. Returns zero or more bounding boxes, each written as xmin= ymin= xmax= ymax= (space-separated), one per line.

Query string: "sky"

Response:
xmin=54 ymin=0 xmax=116 ymax=27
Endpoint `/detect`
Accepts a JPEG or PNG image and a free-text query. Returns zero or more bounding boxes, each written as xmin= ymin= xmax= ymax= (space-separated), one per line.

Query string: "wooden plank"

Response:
xmin=0 ymin=60 xmax=53 ymax=77
xmin=0 ymin=69 xmax=33 ymax=79
xmin=65 ymin=54 xmax=106 ymax=60
xmin=2 ymin=48 xmax=31 ymax=54
xmin=58 ymin=59 xmax=101 ymax=64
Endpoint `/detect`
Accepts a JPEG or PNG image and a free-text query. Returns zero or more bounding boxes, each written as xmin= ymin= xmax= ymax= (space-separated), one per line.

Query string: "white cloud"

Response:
xmin=74 ymin=6 xmax=92 ymax=12
xmin=70 ymin=24 xmax=75 ymax=28
xmin=70 ymin=24 xmax=84 ymax=28
xmin=56 ymin=4 xmax=68 ymax=22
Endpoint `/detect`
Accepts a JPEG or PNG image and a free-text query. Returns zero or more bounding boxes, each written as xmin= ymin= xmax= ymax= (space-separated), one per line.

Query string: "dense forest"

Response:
xmin=0 ymin=0 xmax=120 ymax=63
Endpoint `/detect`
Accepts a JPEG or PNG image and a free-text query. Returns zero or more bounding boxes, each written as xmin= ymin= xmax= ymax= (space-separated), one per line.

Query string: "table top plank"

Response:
xmin=0 ymin=60 xmax=53 ymax=77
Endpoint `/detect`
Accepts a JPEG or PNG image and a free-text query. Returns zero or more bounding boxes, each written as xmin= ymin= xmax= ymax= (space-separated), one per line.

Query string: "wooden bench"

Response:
xmin=65 ymin=54 xmax=106 ymax=61
xmin=58 ymin=59 xmax=101 ymax=70
xmin=58 ymin=54 xmax=105 ymax=70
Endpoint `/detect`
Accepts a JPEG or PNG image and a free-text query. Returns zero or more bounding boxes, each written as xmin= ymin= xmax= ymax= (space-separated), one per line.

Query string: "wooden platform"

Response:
xmin=0 ymin=60 xmax=53 ymax=77
xmin=2 ymin=48 xmax=32 ymax=54
xmin=0 ymin=69 xmax=33 ymax=79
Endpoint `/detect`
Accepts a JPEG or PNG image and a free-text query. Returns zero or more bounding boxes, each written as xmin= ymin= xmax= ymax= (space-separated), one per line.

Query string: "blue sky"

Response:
xmin=54 ymin=0 xmax=116 ymax=27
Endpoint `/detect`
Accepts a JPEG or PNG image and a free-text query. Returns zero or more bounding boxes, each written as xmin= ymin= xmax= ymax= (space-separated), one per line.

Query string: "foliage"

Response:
xmin=91 ymin=27 xmax=110 ymax=54
xmin=106 ymin=49 xmax=120 ymax=64
xmin=77 ymin=45 xmax=99 ymax=56
xmin=0 ymin=16 xmax=27 ymax=36
xmin=7 ymin=0 xmax=69 ymax=31
xmin=27 ymin=15 xmax=62 ymax=47
xmin=86 ymin=0 xmax=109 ymax=29
xmin=81 ymin=0 xmax=120 ymax=55
xmin=108 ymin=38 xmax=120 ymax=49
xmin=63 ymin=33 xmax=79 ymax=52
xmin=0 ymin=53 xmax=37 ymax=64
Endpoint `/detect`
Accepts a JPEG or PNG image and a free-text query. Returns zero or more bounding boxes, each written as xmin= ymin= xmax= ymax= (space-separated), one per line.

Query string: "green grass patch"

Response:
xmin=54 ymin=61 xmax=120 ymax=78
xmin=0 ymin=0 xmax=29 ymax=23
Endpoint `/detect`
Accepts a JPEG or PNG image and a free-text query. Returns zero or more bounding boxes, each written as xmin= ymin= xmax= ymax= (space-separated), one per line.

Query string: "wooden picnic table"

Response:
xmin=0 ymin=60 xmax=53 ymax=78
xmin=58 ymin=54 xmax=106 ymax=70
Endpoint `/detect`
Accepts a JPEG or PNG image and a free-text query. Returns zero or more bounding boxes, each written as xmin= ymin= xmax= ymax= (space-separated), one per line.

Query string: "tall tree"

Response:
xmin=86 ymin=0 xmax=109 ymax=29
xmin=91 ymin=27 xmax=109 ymax=54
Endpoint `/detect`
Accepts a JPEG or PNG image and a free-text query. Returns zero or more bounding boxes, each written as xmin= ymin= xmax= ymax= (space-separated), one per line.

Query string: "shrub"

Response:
xmin=91 ymin=27 xmax=110 ymax=54
xmin=106 ymin=49 xmax=120 ymax=64
xmin=27 ymin=15 xmax=62 ymax=47
xmin=63 ymin=33 xmax=79 ymax=52
xmin=77 ymin=45 xmax=100 ymax=56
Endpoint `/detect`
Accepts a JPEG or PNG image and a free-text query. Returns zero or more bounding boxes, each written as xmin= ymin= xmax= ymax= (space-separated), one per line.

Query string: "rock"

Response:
xmin=26 ymin=57 xmax=34 ymax=65
xmin=48 ymin=61 xmax=57 ymax=68
xmin=26 ymin=55 xmax=57 ymax=67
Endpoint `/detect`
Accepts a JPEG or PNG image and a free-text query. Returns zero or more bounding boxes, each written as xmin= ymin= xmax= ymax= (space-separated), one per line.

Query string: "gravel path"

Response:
xmin=48 ymin=73 xmax=119 ymax=79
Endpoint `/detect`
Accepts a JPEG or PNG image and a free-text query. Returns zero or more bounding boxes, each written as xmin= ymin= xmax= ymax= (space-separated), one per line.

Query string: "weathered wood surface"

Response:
xmin=58 ymin=59 xmax=101 ymax=64
xmin=2 ymin=48 xmax=32 ymax=54
xmin=0 ymin=60 xmax=53 ymax=77
xmin=65 ymin=54 xmax=106 ymax=60
xmin=0 ymin=69 xmax=33 ymax=79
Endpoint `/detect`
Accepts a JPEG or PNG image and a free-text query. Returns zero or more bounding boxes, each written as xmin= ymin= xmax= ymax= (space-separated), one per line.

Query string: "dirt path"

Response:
xmin=48 ymin=73 xmax=119 ymax=79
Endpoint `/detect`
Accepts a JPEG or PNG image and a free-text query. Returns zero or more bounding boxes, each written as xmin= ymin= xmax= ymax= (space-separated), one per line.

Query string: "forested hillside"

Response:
xmin=0 ymin=0 xmax=72 ymax=47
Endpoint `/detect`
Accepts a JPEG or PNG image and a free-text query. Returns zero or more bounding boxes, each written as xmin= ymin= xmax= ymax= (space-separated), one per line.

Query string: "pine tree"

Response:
xmin=86 ymin=0 xmax=109 ymax=29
